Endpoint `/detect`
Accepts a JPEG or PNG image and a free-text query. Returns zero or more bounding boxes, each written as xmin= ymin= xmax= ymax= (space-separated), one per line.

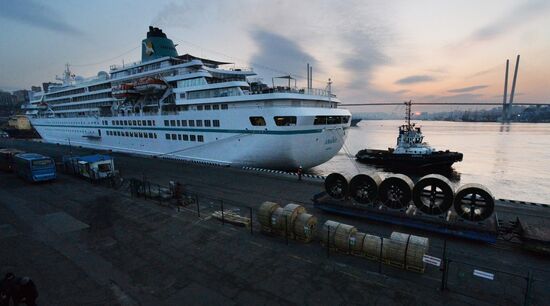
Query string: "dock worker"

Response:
xmin=297 ymin=166 xmax=303 ymax=181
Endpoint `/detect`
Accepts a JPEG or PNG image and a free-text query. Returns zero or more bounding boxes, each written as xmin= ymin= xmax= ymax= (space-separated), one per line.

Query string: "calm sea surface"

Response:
xmin=310 ymin=120 xmax=550 ymax=204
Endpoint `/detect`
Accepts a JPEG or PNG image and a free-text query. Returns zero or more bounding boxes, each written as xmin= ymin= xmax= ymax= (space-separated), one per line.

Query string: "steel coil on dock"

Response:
xmin=282 ymin=203 xmax=306 ymax=229
xmin=270 ymin=207 xmax=285 ymax=231
xmin=378 ymin=174 xmax=414 ymax=209
xmin=362 ymin=234 xmax=382 ymax=259
xmin=322 ymin=220 xmax=357 ymax=251
xmin=453 ymin=183 xmax=495 ymax=221
xmin=412 ymin=174 xmax=455 ymax=215
xmin=293 ymin=213 xmax=317 ymax=242
xmin=258 ymin=201 xmax=280 ymax=229
xmin=324 ymin=173 xmax=351 ymax=199
xmin=382 ymin=237 xmax=407 ymax=266
xmin=349 ymin=173 xmax=383 ymax=204
xmin=351 ymin=232 xmax=366 ymax=254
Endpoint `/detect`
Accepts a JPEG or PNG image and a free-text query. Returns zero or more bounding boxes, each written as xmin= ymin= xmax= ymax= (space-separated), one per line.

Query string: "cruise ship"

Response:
xmin=26 ymin=27 xmax=351 ymax=169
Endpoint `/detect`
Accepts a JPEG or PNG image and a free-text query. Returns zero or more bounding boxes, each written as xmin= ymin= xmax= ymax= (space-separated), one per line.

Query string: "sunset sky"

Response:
xmin=1 ymin=0 xmax=549 ymax=112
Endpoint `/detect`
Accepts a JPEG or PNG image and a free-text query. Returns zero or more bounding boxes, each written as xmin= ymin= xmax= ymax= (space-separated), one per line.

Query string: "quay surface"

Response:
xmin=1 ymin=139 xmax=549 ymax=305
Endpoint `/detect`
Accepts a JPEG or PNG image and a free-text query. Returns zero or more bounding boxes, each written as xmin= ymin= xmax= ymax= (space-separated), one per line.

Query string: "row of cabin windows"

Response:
xmin=164 ymin=119 xmax=220 ymax=127
xmin=249 ymin=116 xmax=350 ymax=126
xmin=106 ymin=130 xmax=158 ymax=139
xmin=314 ymin=115 xmax=350 ymax=125
xmin=165 ymin=133 xmax=204 ymax=142
xmin=111 ymin=119 xmax=156 ymax=127
xmin=174 ymin=100 xmax=229 ymax=111
xmin=52 ymin=101 xmax=111 ymax=111
xmin=250 ymin=116 xmax=296 ymax=126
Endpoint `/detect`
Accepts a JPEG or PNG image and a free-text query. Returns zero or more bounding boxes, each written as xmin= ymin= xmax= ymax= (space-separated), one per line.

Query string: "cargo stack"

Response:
xmin=321 ymin=220 xmax=357 ymax=252
xmin=258 ymin=201 xmax=317 ymax=243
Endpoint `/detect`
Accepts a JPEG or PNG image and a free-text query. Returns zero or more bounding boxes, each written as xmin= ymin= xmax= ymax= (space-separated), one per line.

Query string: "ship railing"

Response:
xmin=248 ymin=87 xmax=336 ymax=98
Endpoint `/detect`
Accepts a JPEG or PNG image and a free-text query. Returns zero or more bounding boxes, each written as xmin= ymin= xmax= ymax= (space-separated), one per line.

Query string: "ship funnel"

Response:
xmin=141 ymin=26 xmax=178 ymax=62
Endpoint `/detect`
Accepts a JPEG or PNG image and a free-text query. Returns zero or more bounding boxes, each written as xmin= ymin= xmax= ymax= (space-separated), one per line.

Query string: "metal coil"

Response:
xmin=349 ymin=173 xmax=383 ymax=204
xmin=378 ymin=174 xmax=414 ymax=209
xmin=412 ymin=174 xmax=455 ymax=215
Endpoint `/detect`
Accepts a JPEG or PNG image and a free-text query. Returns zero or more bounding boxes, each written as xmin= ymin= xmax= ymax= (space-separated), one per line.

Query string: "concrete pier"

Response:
xmin=1 ymin=139 xmax=549 ymax=305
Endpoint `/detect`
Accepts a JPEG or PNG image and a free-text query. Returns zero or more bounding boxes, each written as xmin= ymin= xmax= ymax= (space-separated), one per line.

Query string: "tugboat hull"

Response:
xmin=356 ymin=149 xmax=463 ymax=170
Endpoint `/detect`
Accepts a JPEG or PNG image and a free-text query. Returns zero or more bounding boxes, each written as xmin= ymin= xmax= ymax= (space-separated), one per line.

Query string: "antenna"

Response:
xmin=405 ymin=100 xmax=412 ymax=126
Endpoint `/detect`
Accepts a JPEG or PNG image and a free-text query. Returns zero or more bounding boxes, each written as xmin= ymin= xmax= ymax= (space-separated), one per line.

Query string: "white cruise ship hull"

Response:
xmin=31 ymin=108 xmax=349 ymax=169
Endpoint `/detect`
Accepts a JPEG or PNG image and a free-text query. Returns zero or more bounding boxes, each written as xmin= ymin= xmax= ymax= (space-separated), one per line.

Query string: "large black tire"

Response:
xmin=324 ymin=173 xmax=349 ymax=199
xmin=453 ymin=183 xmax=495 ymax=221
xmin=349 ymin=173 xmax=383 ymax=204
xmin=378 ymin=174 xmax=414 ymax=209
xmin=412 ymin=174 xmax=455 ymax=215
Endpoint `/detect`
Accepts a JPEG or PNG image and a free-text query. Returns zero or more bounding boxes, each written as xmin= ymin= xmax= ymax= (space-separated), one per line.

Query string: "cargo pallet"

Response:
xmin=313 ymin=192 xmax=499 ymax=243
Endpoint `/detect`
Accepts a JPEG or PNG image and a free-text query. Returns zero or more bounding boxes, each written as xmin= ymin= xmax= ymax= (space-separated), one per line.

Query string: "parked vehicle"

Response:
xmin=14 ymin=153 xmax=56 ymax=182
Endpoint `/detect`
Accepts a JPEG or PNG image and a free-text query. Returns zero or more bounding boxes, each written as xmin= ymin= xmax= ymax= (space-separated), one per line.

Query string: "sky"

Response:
xmin=0 ymin=0 xmax=549 ymax=113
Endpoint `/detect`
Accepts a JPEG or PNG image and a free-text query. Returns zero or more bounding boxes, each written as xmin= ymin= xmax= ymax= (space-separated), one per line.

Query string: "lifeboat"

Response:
xmin=134 ymin=77 xmax=167 ymax=93
xmin=112 ymin=83 xmax=138 ymax=99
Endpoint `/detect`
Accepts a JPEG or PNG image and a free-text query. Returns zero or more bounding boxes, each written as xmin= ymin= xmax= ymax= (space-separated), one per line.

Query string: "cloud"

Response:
xmin=339 ymin=29 xmax=390 ymax=90
xmin=395 ymin=75 xmax=436 ymax=85
xmin=394 ymin=89 xmax=410 ymax=94
xmin=0 ymin=0 xmax=83 ymax=36
xmin=448 ymin=85 xmax=488 ymax=93
xmin=249 ymin=29 xmax=318 ymax=80
xmin=467 ymin=1 xmax=550 ymax=42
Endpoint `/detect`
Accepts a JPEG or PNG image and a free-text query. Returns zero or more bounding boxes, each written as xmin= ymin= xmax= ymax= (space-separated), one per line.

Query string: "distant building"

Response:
xmin=13 ymin=89 xmax=30 ymax=103
xmin=0 ymin=91 xmax=17 ymax=105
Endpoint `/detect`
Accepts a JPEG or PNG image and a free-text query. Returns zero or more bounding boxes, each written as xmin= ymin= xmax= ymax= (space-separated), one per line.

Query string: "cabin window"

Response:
xmin=274 ymin=116 xmax=296 ymax=126
xmin=137 ymin=121 xmax=142 ymax=126
xmin=221 ymin=104 xmax=228 ymax=110
xmin=178 ymin=134 xmax=182 ymax=140
xmin=213 ymin=120 xmax=220 ymax=127
xmin=164 ymin=120 xmax=169 ymax=126
xmin=213 ymin=104 xmax=220 ymax=110
xmin=197 ymin=105 xmax=203 ymax=111
xmin=205 ymin=105 xmax=211 ymax=110
xmin=196 ymin=120 xmax=203 ymax=127
xmin=170 ymin=120 xmax=176 ymax=126
xmin=183 ymin=134 xmax=189 ymax=141
xmin=198 ymin=135 xmax=204 ymax=142
xmin=250 ymin=117 xmax=266 ymax=126
xmin=204 ymin=120 xmax=211 ymax=127
xmin=190 ymin=135 xmax=196 ymax=141
xmin=189 ymin=120 xmax=195 ymax=127
xmin=176 ymin=120 xmax=181 ymax=127
xmin=144 ymin=133 xmax=149 ymax=138
xmin=165 ymin=134 xmax=170 ymax=140
xmin=149 ymin=133 xmax=154 ymax=138
xmin=133 ymin=120 xmax=137 ymax=126
xmin=171 ymin=134 xmax=177 ymax=140
xmin=142 ymin=120 xmax=147 ymax=126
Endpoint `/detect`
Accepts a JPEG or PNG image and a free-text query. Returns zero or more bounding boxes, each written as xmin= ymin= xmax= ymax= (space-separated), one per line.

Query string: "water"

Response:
xmin=311 ymin=120 xmax=550 ymax=204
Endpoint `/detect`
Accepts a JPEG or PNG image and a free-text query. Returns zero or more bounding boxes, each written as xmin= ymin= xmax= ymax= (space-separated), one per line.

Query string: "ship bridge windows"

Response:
xmin=177 ymin=78 xmax=207 ymax=88
xmin=313 ymin=115 xmax=350 ymax=125
xmin=274 ymin=116 xmax=296 ymax=126
xmin=249 ymin=116 xmax=266 ymax=126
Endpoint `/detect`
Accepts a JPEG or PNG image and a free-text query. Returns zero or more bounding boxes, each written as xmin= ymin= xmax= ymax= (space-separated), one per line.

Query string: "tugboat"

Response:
xmin=356 ymin=101 xmax=463 ymax=170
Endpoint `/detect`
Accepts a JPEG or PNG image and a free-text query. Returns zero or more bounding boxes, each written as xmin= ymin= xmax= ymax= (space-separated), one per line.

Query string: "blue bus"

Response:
xmin=14 ymin=153 xmax=56 ymax=182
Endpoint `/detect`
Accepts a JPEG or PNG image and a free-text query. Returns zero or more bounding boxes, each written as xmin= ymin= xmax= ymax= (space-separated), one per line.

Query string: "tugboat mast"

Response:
xmin=405 ymin=100 xmax=412 ymax=127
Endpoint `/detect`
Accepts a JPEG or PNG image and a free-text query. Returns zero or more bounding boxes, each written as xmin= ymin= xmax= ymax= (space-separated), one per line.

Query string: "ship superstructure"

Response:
xmin=26 ymin=27 xmax=351 ymax=169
